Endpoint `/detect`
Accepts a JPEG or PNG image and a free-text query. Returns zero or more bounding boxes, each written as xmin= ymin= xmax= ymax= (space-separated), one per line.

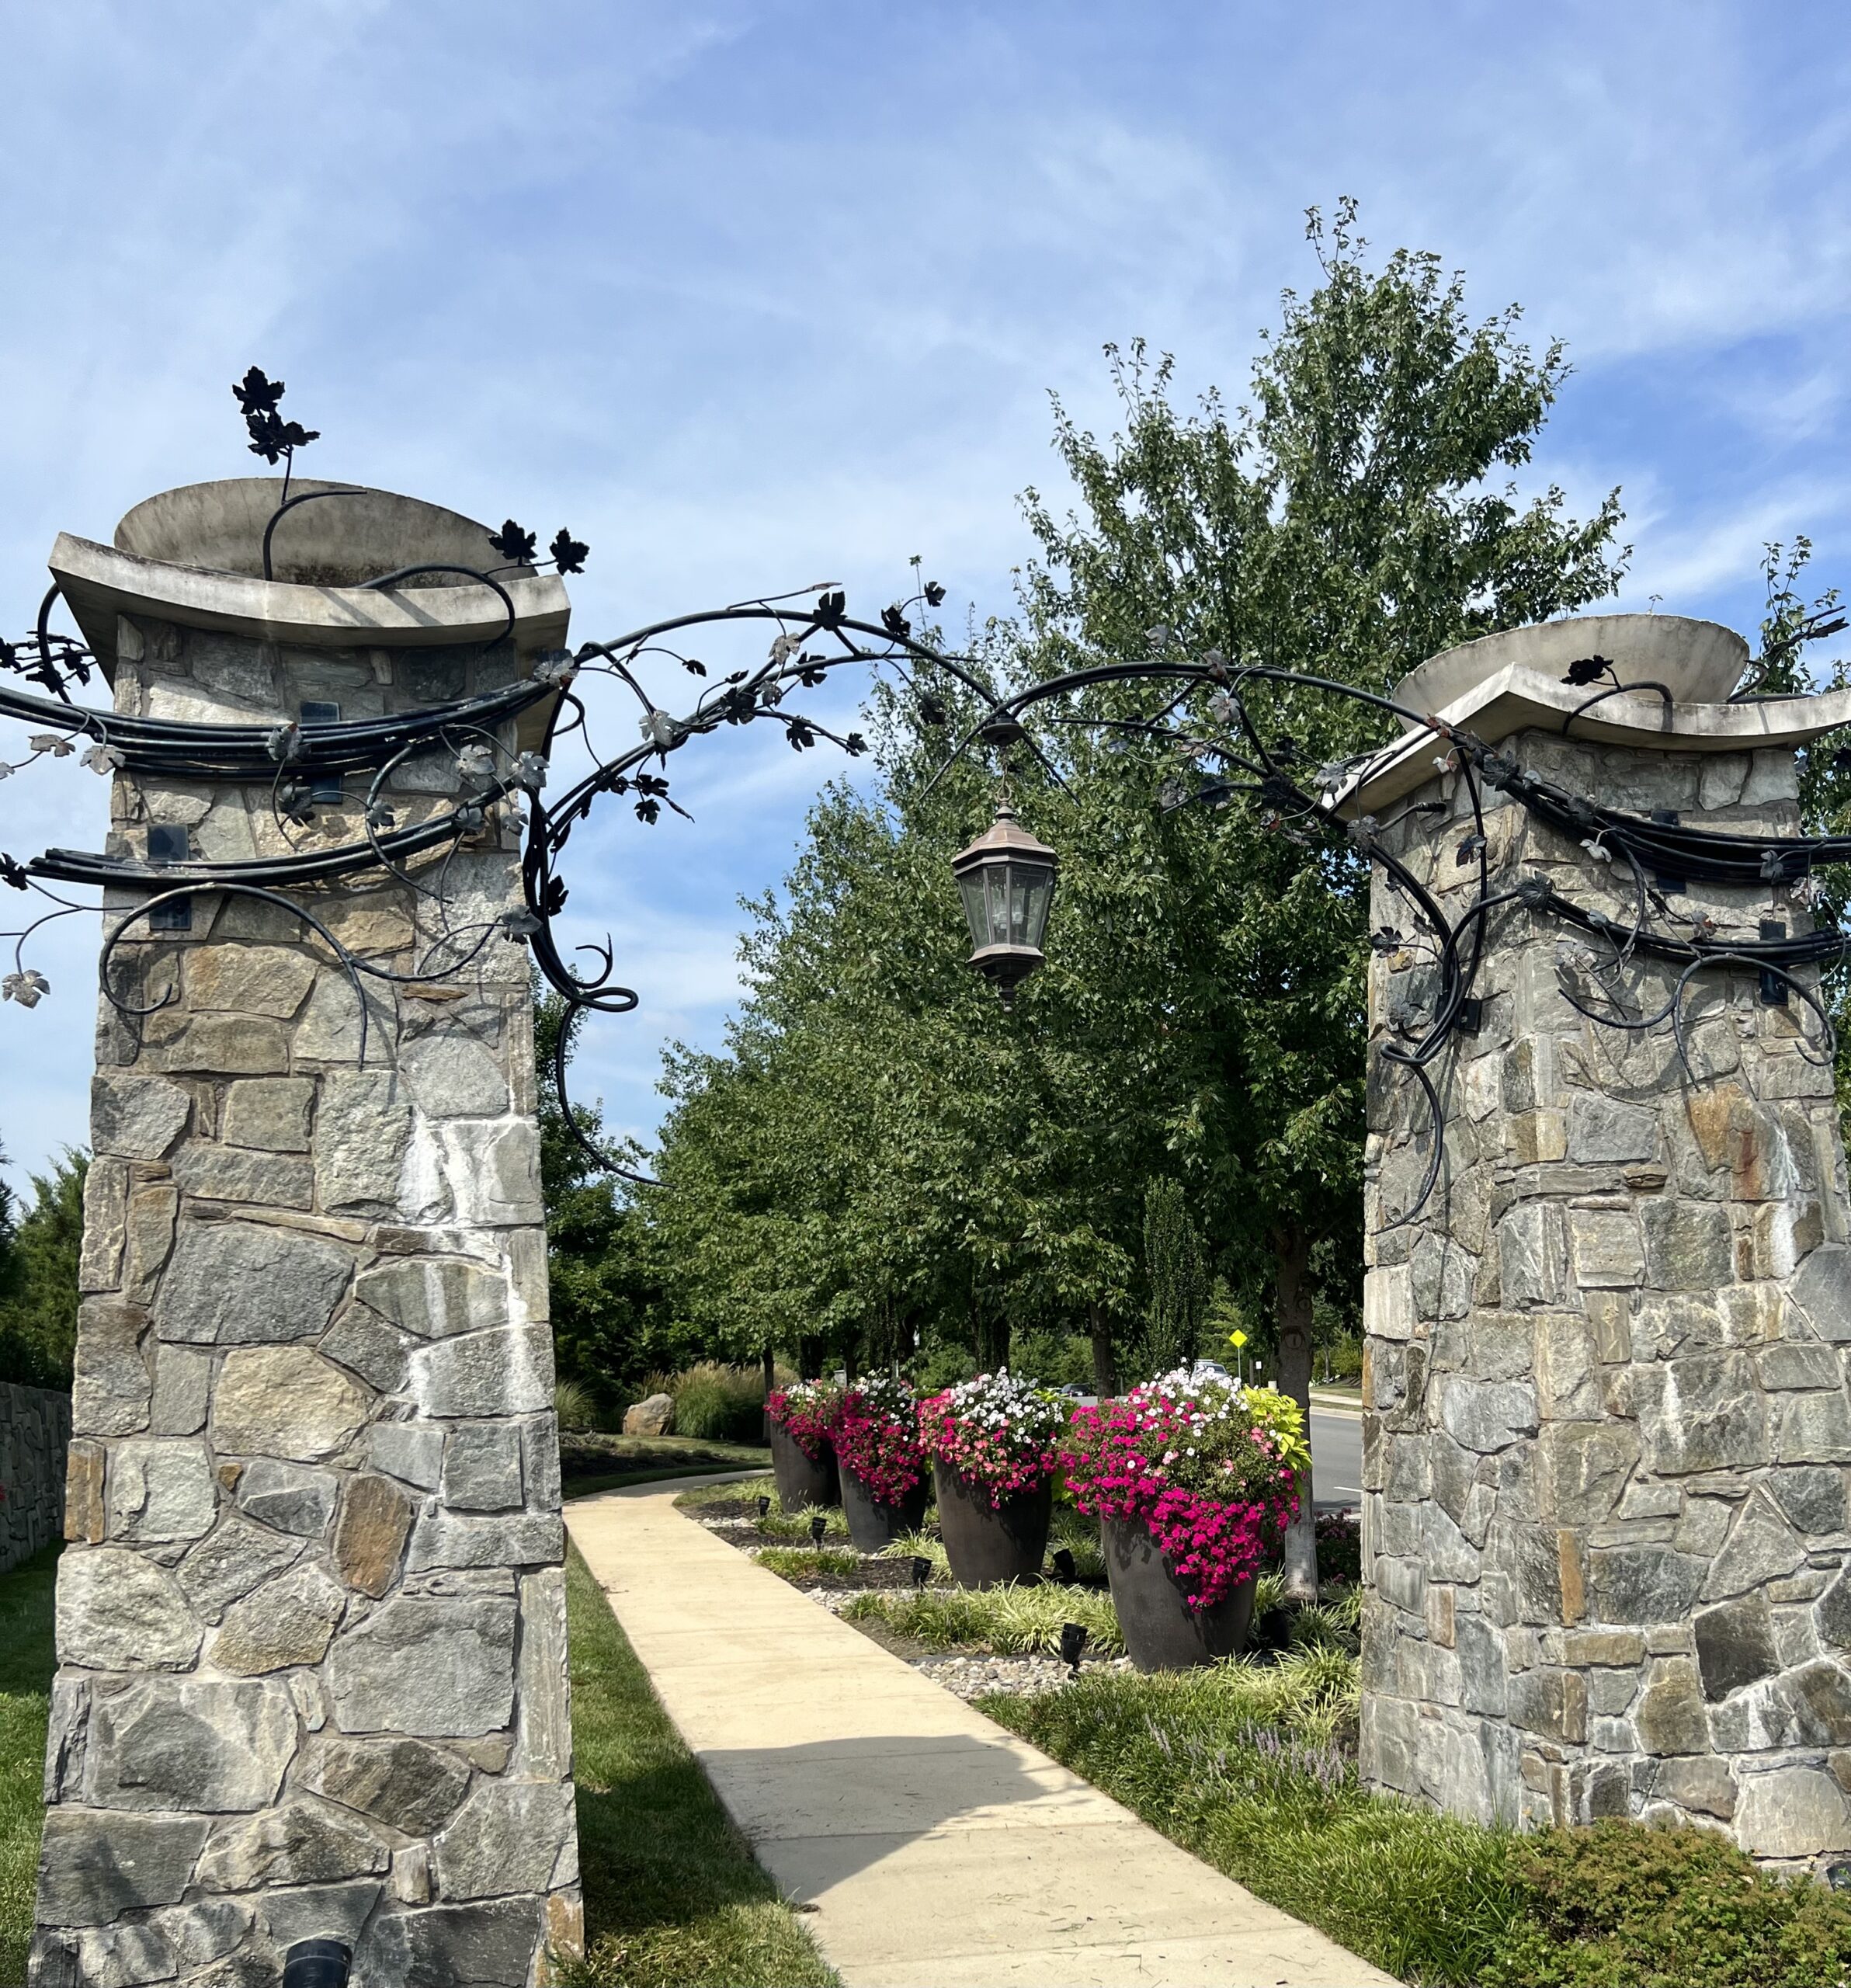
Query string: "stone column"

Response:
xmin=33 ymin=481 xmax=582 ymax=1983
xmin=1358 ymin=621 xmax=1851 ymax=1869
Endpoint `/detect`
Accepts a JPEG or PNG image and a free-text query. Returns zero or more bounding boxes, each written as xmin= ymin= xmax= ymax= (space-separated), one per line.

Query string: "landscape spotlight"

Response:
xmin=1059 ymin=1621 xmax=1088 ymax=1678
xmin=951 ymin=798 xmax=1057 ymax=1007
xmin=910 ymin=1555 xmax=932 ymax=1589
xmin=1051 ymin=1548 xmax=1077 ymax=1584
xmin=757 ymin=1495 xmax=771 ymax=1518
xmin=809 ymin=1513 xmax=828 ymax=1547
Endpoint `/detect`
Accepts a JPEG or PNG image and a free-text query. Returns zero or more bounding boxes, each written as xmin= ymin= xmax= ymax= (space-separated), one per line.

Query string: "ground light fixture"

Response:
xmin=757 ymin=1495 xmax=772 ymax=1518
xmin=282 ymin=1940 xmax=351 ymax=1988
xmin=809 ymin=1513 xmax=828 ymax=1548
xmin=910 ymin=1555 xmax=932 ymax=1588
xmin=1051 ymin=1548 xmax=1077 ymax=1584
xmin=1060 ymin=1622 xmax=1088 ymax=1678
xmin=950 ymin=797 xmax=1058 ymax=1007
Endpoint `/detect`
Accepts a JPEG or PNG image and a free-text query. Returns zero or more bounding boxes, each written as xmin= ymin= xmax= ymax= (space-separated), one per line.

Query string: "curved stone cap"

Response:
xmin=114 ymin=478 xmax=533 ymax=589
xmin=1340 ymin=660 xmax=1851 ymax=817
xmin=1393 ymin=614 xmax=1749 ymax=726
xmin=49 ymin=531 xmax=570 ymax=673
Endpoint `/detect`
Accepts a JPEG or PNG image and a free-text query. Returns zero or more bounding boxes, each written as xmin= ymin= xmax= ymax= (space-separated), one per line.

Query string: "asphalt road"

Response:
xmin=1309 ymin=1407 xmax=1364 ymax=1510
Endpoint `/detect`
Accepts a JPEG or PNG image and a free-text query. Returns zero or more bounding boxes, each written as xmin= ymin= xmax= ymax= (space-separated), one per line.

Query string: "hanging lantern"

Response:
xmin=950 ymin=799 xmax=1058 ymax=1006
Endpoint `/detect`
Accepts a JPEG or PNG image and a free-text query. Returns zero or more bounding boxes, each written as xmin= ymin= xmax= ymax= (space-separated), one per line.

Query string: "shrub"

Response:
xmin=672 ymin=1362 xmax=766 ymax=1444
xmin=1312 ymin=1510 xmax=1361 ymax=1588
xmin=1482 ymin=1820 xmax=1851 ymax=1988
xmin=556 ymin=1379 xmax=599 ymax=1433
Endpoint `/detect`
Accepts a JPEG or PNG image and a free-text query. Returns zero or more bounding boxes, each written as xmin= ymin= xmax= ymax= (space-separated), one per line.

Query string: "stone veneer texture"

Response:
xmin=1 ymin=1385 xmax=73 ymax=1575
xmin=31 ymin=616 xmax=580 ymax=1985
xmin=1361 ymin=731 xmax=1851 ymax=1868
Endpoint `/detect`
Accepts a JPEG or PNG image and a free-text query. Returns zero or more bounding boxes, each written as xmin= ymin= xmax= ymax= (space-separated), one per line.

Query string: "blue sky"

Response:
xmin=5 ymin=0 xmax=1851 ymax=1193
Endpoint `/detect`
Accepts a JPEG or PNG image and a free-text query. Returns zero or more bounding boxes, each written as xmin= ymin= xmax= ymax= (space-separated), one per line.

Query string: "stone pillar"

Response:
xmin=1359 ymin=621 xmax=1851 ymax=1869
xmin=33 ymin=482 xmax=582 ymax=1983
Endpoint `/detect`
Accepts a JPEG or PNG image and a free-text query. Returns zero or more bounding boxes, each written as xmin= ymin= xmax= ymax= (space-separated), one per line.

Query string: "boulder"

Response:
xmin=623 ymin=1393 xmax=675 ymax=1437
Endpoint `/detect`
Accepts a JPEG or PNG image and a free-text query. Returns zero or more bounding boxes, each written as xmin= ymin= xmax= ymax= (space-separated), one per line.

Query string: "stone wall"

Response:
xmin=33 ymin=613 xmax=580 ymax=1983
xmin=1 ymin=1384 xmax=71 ymax=1573
xmin=1361 ymin=732 xmax=1851 ymax=1868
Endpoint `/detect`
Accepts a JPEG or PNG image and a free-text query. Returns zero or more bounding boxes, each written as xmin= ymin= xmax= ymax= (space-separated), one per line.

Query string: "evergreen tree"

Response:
xmin=1141 ymin=1178 xmax=1207 ymax=1381
xmin=0 ymin=1146 xmax=86 ymax=1388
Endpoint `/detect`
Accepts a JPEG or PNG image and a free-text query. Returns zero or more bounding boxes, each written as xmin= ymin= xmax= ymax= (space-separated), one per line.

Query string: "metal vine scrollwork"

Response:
xmin=5 ymin=374 xmax=1851 ymax=1218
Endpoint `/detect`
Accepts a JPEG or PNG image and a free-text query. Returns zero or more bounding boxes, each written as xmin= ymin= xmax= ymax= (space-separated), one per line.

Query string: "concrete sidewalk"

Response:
xmin=566 ymin=1480 xmax=1396 ymax=1988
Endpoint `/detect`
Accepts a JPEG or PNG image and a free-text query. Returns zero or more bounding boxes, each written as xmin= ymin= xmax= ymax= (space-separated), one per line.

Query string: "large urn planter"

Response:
xmin=839 ymin=1465 xmax=929 ymax=1552
xmin=768 ymin=1421 xmax=839 ymax=1512
xmin=1102 ymin=1515 xmax=1256 ymax=1671
xmin=932 ymin=1459 xmax=1052 ymax=1589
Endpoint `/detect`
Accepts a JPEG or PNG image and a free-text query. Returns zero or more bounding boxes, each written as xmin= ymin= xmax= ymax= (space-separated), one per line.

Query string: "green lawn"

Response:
xmin=0 ymin=1545 xmax=57 ymax=1984
xmin=562 ymin=1541 xmax=835 ymax=1987
xmin=563 ymin=1436 xmax=769 ymax=1503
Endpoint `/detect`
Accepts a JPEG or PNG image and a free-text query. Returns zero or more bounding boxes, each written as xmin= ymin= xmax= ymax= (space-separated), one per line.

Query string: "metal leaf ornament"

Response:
xmin=245 ymin=411 xmax=320 ymax=464
xmin=231 ymin=367 xmax=286 ymax=416
xmin=2 ymin=969 xmax=49 ymax=1009
xmin=489 ymin=520 xmax=538 ymax=566
xmin=1562 ymin=655 xmax=1613 ymax=686
xmin=924 ymin=581 xmax=946 ymax=607
xmin=549 ymin=528 xmax=589 ymax=575
xmin=881 ymin=605 xmax=911 ymax=640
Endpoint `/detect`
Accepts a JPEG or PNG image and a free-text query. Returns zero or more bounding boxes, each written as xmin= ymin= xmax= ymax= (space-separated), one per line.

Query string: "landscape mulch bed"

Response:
xmin=756 ymin=1553 xmax=920 ymax=1592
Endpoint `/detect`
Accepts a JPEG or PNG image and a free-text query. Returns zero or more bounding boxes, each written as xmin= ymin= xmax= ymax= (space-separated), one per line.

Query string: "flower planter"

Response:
xmin=932 ymin=1458 xmax=1052 ymax=1589
xmin=768 ymin=1420 xmax=839 ymax=1512
xmin=839 ymin=1463 xmax=929 ymax=1552
xmin=1102 ymin=1514 xmax=1255 ymax=1671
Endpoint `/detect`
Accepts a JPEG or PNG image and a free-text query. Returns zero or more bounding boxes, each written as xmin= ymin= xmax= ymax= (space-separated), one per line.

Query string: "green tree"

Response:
xmin=639 ymin=204 xmax=1627 ymax=1600
xmin=1141 ymin=1178 xmax=1207 ymax=1378
xmin=535 ymin=990 xmax=666 ymax=1409
xmin=0 ymin=1146 xmax=86 ymax=1388
xmin=994 ymin=200 xmax=1627 ymax=1593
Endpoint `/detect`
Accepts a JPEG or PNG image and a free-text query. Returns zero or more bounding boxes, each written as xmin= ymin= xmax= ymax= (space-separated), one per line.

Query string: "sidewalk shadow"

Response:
xmin=699 ymin=1729 xmax=1072 ymax=1896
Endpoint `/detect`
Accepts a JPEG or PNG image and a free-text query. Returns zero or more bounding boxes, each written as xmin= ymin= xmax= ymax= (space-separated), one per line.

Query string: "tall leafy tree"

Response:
xmin=628 ymin=207 xmax=1627 ymax=1602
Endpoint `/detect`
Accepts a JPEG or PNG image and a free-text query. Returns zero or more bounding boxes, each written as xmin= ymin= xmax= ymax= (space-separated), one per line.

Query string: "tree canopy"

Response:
xmin=603 ymin=207 xmax=1630 ymax=1525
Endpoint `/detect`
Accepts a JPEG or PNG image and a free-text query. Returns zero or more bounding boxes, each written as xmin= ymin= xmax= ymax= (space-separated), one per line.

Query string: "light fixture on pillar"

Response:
xmin=951 ymin=795 xmax=1058 ymax=1007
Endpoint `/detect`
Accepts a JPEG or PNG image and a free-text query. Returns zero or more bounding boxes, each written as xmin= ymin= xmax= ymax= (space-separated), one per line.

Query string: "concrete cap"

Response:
xmin=1392 ymin=613 xmax=1749 ymax=725
xmin=113 ymin=478 xmax=530 ymax=589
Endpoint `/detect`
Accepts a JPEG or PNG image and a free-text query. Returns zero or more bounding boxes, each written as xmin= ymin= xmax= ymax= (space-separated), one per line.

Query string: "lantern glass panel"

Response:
xmin=957 ymin=871 xmax=991 ymax=951
xmin=984 ymin=866 xmax=1011 ymax=947
xmin=1010 ymin=866 xmax=1054 ymax=948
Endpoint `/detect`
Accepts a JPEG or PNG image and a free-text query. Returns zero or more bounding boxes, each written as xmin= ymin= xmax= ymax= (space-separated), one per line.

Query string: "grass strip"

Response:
xmin=566 ymin=1464 xmax=763 ymax=1501
xmin=846 ymin=1581 xmax=1127 ymax=1657
xmin=561 ymin=1541 xmax=836 ymax=1988
xmin=981 ymin=1659 xmax=1520 ymax=1986
xmin=0 ymin=1545 xmax=58 ymax=1983
xmin=753 ymin=1546 xmax=862 ymax=1580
